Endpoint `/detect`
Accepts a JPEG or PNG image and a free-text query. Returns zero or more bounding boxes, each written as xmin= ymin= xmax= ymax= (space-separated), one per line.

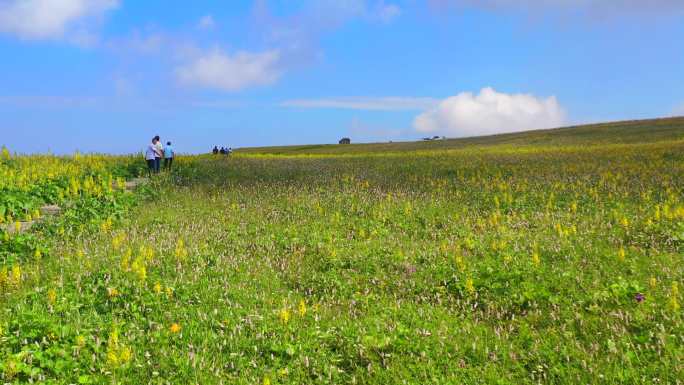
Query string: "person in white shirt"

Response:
xmin=145 ymin=138 xmax=158 ymax=177
xmin=153 ymin=135 xmax=163 ymax=173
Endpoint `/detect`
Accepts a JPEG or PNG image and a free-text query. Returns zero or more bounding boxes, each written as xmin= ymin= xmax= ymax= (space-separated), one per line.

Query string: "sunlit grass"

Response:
xmin=1 ymin=131 xmax=683 ymax=384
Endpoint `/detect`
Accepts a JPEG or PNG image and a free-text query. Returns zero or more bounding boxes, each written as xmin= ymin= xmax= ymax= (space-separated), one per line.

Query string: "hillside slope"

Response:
xmin=237 ymin=116 xmax=684 ymax=155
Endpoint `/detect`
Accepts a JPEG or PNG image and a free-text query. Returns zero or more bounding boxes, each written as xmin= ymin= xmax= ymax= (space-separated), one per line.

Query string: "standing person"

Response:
xmin=164 ymin=141 xmax=175 ymax=171
xmin=153 ymin=135 xmax=163 ymax=173
xmin=213 ymin=146 xmax=219 ymax=155
xmin=145 ymin=137 xmax=158 ymax=177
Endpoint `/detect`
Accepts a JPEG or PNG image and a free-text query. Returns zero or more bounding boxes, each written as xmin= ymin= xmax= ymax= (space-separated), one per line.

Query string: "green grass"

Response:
xmin=237 ymin=116 xmax=684 ymax=154
xmin=1 ymin=121 xmax=683 ymax=384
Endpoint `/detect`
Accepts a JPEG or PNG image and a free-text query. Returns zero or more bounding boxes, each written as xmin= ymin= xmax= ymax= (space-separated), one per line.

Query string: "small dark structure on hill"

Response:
xmin=339 ymin=138 xmax=351 ymax=144
xmin=422 ymin=135 xmax=444 ymax=141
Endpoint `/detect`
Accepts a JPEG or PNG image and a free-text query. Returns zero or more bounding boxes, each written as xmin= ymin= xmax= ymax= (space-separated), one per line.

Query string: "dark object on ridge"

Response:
xmin=212 ymin=146 xmax=219 ymax=155
xmin=339 ymin=138 xmax=351 ymax=144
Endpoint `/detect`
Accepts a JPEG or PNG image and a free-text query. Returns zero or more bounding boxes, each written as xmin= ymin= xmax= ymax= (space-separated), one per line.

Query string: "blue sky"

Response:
xmin=1 ymin=0 xmax=684 ymax=154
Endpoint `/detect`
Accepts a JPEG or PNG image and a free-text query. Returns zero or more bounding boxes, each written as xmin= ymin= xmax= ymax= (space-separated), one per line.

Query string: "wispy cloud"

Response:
xmin=0 ymin=0 xmax=119 ymax=44
xmin=253 ymin=0 xmax=401 ymax=68
xmin=176 ymin=48 xmax=282 ymax=92
xmin=281 ymin=97 xmax=439 ymax=111
xmin=375 ymin=1 xmax=402 ymax=23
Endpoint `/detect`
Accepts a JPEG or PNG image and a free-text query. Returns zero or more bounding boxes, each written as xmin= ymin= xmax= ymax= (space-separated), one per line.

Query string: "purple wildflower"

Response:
xmin=634 ymin=293 xmax=645 ymax=303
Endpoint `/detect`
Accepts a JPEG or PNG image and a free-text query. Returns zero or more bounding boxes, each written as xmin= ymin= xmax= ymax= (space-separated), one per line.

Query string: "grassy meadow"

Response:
xmin=1 ymin=118 xmax=684 ymax=384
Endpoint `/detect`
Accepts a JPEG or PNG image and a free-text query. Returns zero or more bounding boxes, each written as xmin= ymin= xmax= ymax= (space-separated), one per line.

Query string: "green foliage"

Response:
xmin=1 ymin=127 xmax=683 ymax=384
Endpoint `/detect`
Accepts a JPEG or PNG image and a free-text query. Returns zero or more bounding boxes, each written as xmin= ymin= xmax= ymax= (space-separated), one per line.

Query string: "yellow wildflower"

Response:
xmin=106 ymin=326 xmax=124 ymax=368
xmin=107 ymin=287 xmax=119 ymax=298
xmin=10 ymin=265 xmax=21 ymax=286
xmin=119 ymin=346 xmax=132 ymax=363
xmin=620 ymin=217 xmax=629 ymax=228
xmin=120 ymin=253 xmax=130 ymax=271
xmin=670 ymin=282 xmax=680 ymax=312
xmin=154 ymin=282 xmax=162 ymax=294
xmin=109 ymin=327 xmax=119 ymax=346
xmin=144 ymin=246 xmax=155 ymax=262
xmin=175 ymin=239 xmax=187 ymax=261
xmin=106 ymin=349 xmax=120 ymax=367
xmin=263 ymin=376 xmax=271 ymax=385
xmin=279 ymin=307 xmax=291 ymax=324
xmin=47 ymin=288 xmax=57 ymax=305
xmin=617 ymin=247 xmax=626 ymax=262
xmin=532 ymin=251 xmax=541 ymax=267
xmin=136 ymin=266 xmax=147 ymax=282
xmin=465 ymin=277 xmax=475 ymax=295
xmin=169 ymin=323 xmax=181 ymax=333
xmin=649 ymin=277 xmax=657 ymax=289
xmin=298 ymin=300 xmax=307 ymax=317
xmin=454 ymin=254 xmax=466 ymax=273
xmin=112 ymin=233 xmax=126 ymax=250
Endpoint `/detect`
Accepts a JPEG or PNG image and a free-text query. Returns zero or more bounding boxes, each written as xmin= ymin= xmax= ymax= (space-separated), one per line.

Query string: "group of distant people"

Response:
xmin=145 ymin=135 xmax=175 ymax=176
xmin=212 ymin=146 xmax=232 ymax=155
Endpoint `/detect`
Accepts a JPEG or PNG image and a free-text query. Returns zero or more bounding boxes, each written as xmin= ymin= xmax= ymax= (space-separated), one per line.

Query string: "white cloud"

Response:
xmin=175 ymin=49 xmax=282 ymax=91
xmin=0 ymin=0 xmax=118 ymax=41
xmin=197 ymin=14 xmax=215 ymax=30
xmin=414 ymin=87 xmax=566 ymax=137
xmin=281 ymin=97 xmax=438 ymax=111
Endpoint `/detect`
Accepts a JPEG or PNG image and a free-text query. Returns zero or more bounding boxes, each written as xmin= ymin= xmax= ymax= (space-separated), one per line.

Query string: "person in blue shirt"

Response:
xmin=164 ymin=141 xmax=175 ymax=171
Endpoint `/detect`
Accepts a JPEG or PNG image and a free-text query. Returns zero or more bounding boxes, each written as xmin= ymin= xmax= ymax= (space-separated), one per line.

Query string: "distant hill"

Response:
xmin=237 ymin=116 xmax=684 ymax=155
